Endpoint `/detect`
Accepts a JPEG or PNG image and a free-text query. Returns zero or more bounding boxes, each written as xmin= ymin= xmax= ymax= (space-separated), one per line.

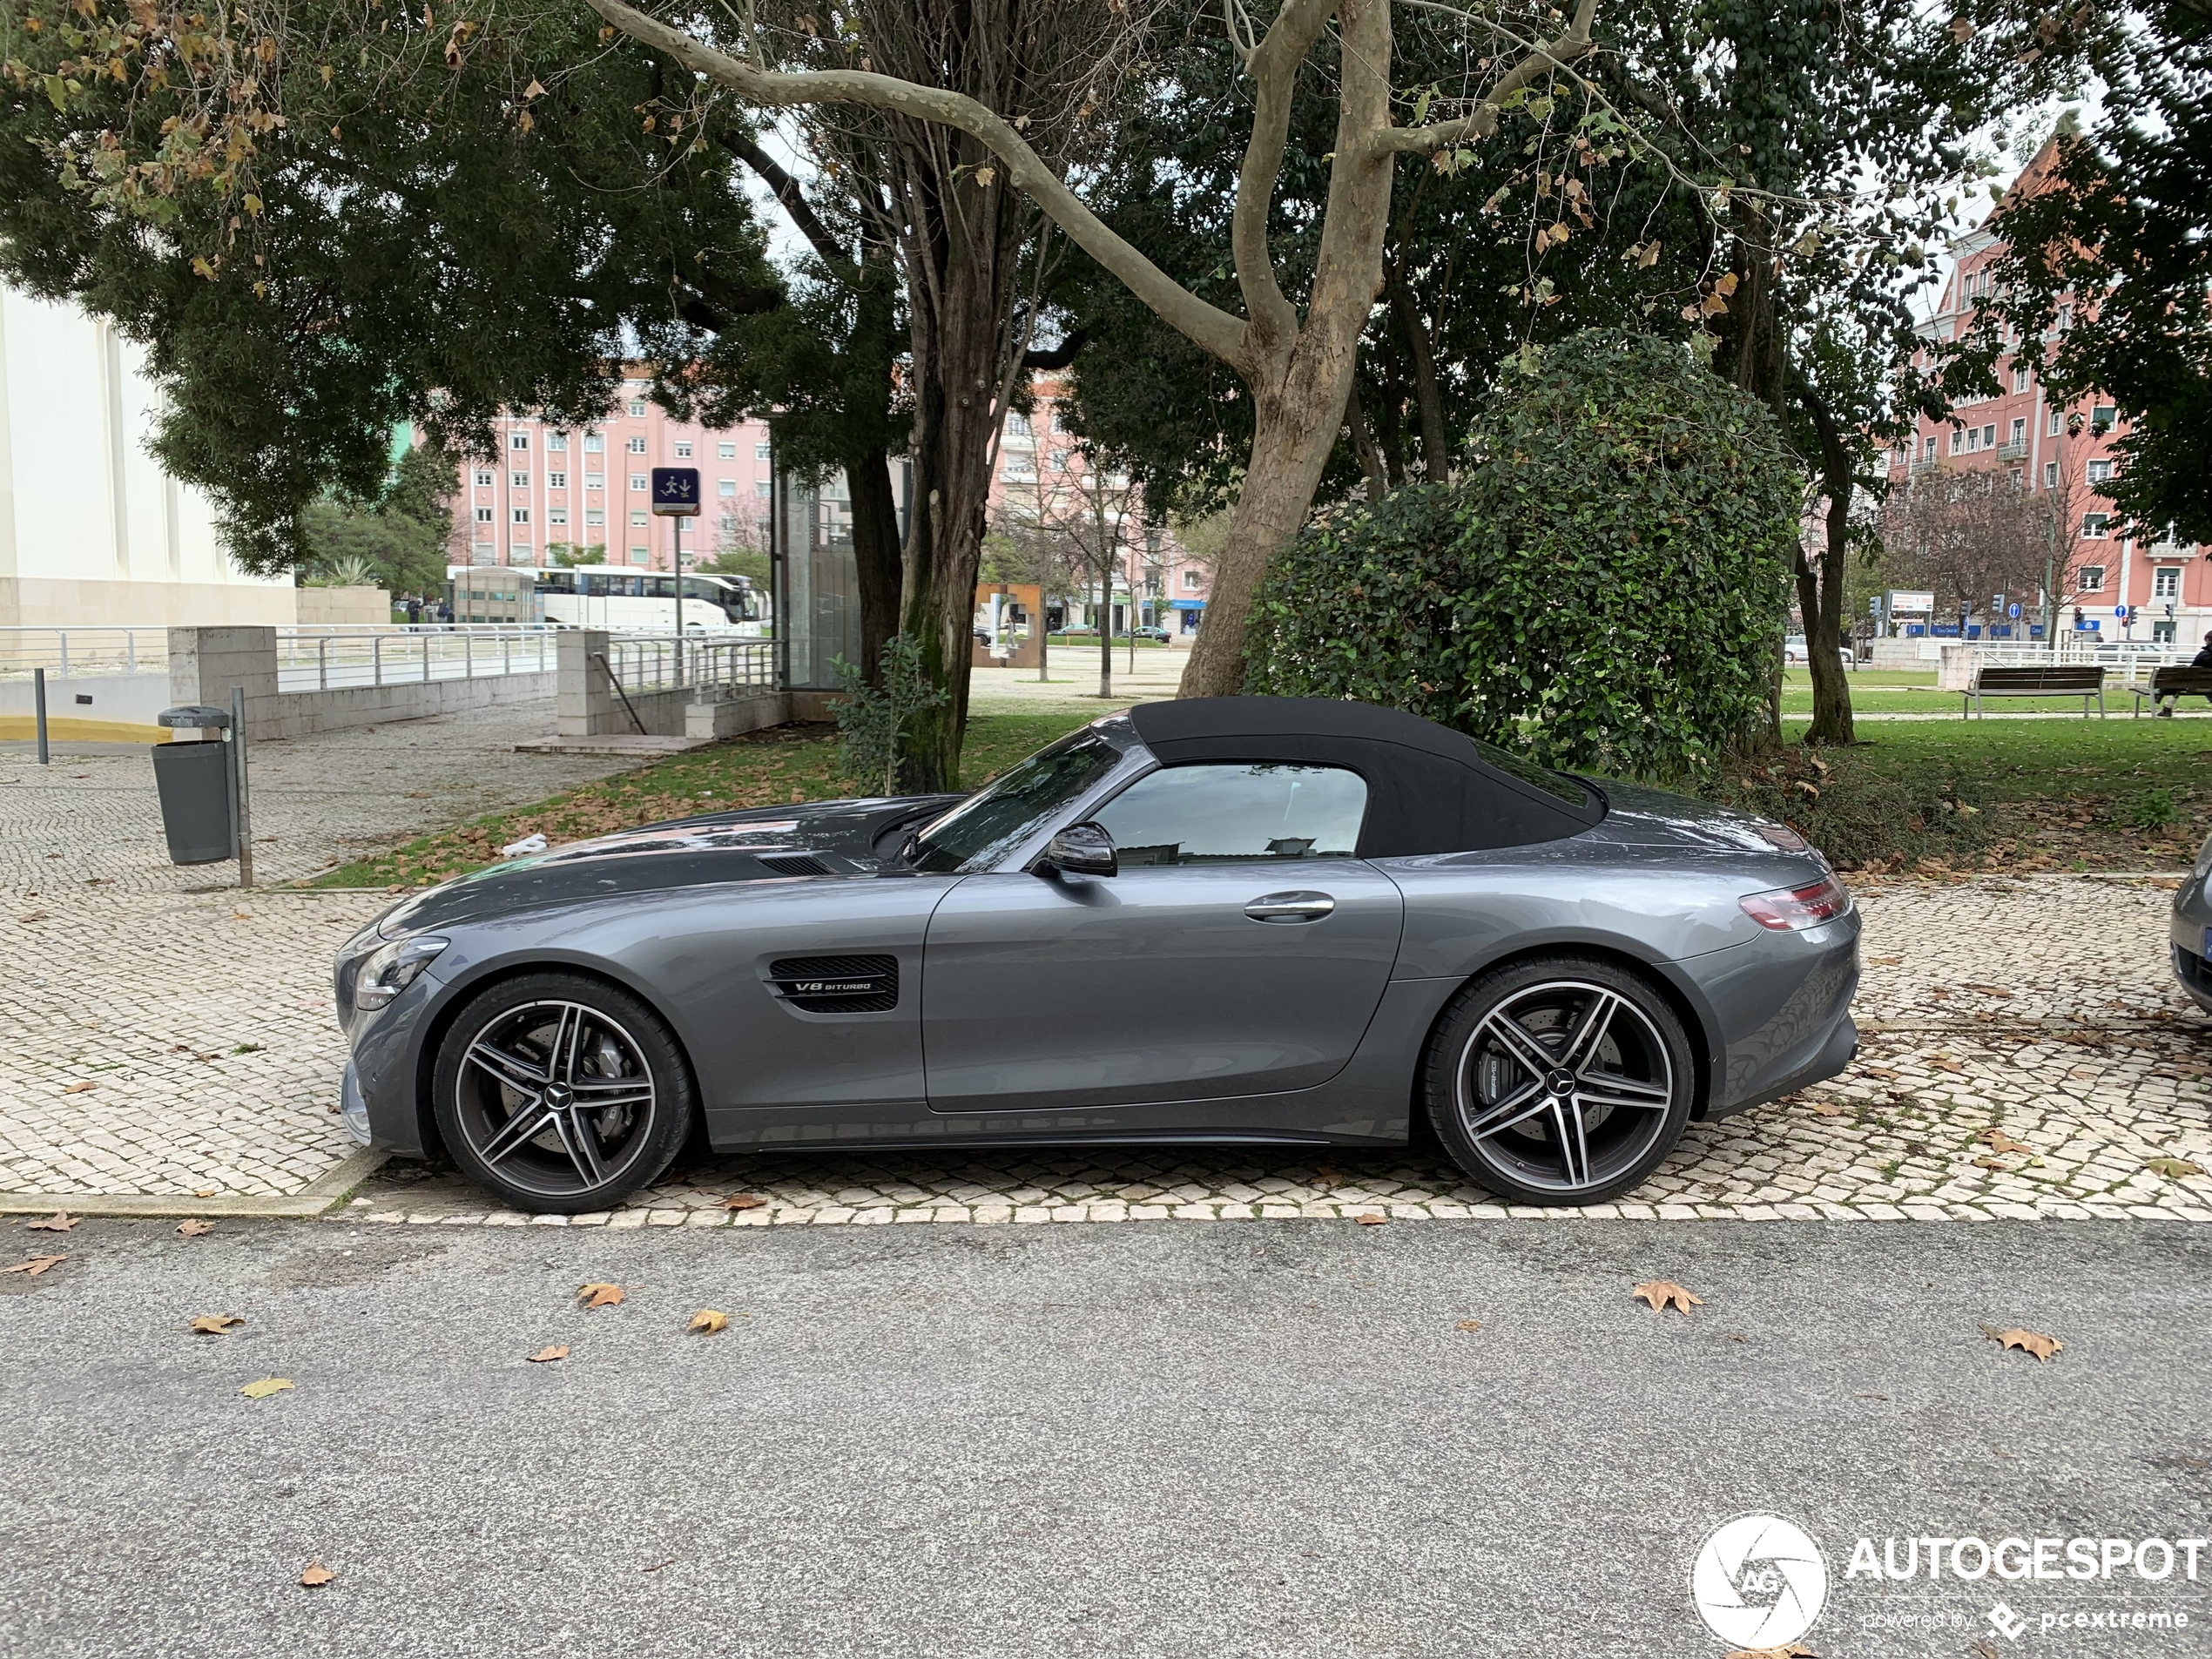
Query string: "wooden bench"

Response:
xmin=2130 ymin=665 xmax=2212 ymax=717
xmin=1959 ymin=664 xmax=2106 ymax=718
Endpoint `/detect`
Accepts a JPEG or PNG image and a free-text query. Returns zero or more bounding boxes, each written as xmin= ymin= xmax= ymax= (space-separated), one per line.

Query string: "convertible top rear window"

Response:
xmin=1462 ymin=735 xmax=1591 ymax=807
xmin=910 ymin=731 xmax=1122 ymax=873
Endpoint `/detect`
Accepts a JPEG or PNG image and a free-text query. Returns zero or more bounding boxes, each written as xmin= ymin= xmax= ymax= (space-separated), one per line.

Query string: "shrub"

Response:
xmin=833 ymin=634 xmax=946 ymax=795
xmin=1246 ymin=328 xmax=1797 ymax=777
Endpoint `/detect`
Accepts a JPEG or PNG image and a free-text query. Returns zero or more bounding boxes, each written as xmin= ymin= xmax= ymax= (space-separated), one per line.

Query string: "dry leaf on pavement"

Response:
xmin=3 ymin=1254 xmax=65 ymax=1276
xmin=1971 ymin=1642 xmax=2001 ymax=1659
xmin=24 ymin=1212 xmax=78 ymax=1231
xmin=1454 ymin=1318 xmax=1481 ymax=1332
xmin=1633 ymin=1279 xmax=1704 ymax=1313
xmin=1807 ymin=1101 xmax=1845 ymax=1116
xmin=239 ymin=1377 xmax=294 ymax=1399
xmin=188 ymin=1314 xmax=245 ymax=1335
xmin=526 ymin=1345 xmax=570 ymax=1363
xmin=1354 ymin=1211 xmax=1389 ymax=1225
xmin=1977 ymin=1128 xmax=2033 ymax=1155
xmin=62 ymin=1082 xmax=95 ymax=1094
xmin=721 ymin=1194 xmax=767 ymax=1211
xmin=177 ymin=1218 xmax=213 ymax=1237
xmin=2145 ymin=1157 xmax=2206 ymax=1178
xmin=687 ymin=1310 xmax=730 ymax=1335
xmin=1724 ymin=1645 xmax=1819 ymax=1658
xmin=577 ymin=1282 xmax=624 ymax=1308
xmin=298 ymin=1561 xmax=335 ymax=1588
xmin=1980 ymin=1325 xmax=2062 ymax=1362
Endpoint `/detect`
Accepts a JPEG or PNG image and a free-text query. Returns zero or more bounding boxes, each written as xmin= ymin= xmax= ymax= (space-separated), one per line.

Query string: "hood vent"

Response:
xmin=758 ymin=852 xmax=833 ymax=877
xmin=769 ymin=954 xmax=899 ymax=1013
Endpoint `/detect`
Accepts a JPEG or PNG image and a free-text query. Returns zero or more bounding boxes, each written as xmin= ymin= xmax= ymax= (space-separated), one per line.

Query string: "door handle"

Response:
xmin=1244 ymin=891 xmax=1335 ymax=923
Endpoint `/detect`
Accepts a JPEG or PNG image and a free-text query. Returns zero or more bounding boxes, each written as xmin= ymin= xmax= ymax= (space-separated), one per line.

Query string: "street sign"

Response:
xmin=650 ymin=467 xmax=701 ymax=517
xmin=2008 ymin=603 xmax=2021 ymax=618
xmin=2114 ymin=604 xmax=2128 ymax=620
xmin=1888 ymin=590 xmax=1935 ymax=614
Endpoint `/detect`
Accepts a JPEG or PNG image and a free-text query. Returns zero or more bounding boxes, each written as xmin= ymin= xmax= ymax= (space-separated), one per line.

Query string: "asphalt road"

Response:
xmin=3 ymin=1218 xmax=2209 ymax=1659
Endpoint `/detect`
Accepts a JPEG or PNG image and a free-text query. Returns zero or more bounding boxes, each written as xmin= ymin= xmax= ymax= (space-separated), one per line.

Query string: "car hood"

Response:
xmin=1580 ymin=780 xmax=1827 ymax=860
xmin=371 ymin=792 xmax=967 ymax=939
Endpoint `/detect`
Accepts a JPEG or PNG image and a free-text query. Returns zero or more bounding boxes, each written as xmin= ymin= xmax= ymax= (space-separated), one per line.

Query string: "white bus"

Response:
xmin=453 ymin=566 xmax=766 ymax=634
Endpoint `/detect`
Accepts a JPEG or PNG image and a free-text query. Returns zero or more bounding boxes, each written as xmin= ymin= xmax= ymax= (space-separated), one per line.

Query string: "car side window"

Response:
xmin=1091 ymin=764 xmax=1367 ymax=866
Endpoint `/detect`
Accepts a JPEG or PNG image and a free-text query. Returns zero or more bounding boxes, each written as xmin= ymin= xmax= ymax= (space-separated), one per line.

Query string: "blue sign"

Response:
xmin=2008 ymin=603 xmax=2021 ymax=618
xmin=650 ymin=467 xmax=700 ymax=517
xmin=2113 ymin=604 xmax=2128 ymax=620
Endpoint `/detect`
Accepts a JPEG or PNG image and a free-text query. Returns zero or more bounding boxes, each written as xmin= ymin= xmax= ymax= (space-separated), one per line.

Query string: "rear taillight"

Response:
xmin=1739 ymin=873 xmax=1851 ymax=931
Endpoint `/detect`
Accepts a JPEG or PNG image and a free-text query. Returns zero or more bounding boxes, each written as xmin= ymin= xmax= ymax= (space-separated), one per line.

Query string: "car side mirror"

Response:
xmin=1041 ymin=821 xmax=1116 ymax=878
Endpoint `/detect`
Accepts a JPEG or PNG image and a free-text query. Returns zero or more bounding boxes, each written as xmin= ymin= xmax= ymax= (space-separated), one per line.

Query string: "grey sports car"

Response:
xmin=334 ymin=698 xmax=1860 ymax=1213
xmin=2175 ymin=828 xmax=2212 ymax=1015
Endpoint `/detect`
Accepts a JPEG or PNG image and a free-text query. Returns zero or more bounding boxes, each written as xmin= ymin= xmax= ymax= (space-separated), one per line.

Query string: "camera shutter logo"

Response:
xmin=1689 ymin=1514 xmax=1830 ymax=1649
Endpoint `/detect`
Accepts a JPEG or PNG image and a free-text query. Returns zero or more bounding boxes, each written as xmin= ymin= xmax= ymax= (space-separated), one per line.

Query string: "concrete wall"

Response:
xmin=0 ymin=670 xmax=171 ymax=742
xmin=0 ymin=576 xmax=298 ymax=628
xmin=294 ymin=586 xmax=392 ymax=625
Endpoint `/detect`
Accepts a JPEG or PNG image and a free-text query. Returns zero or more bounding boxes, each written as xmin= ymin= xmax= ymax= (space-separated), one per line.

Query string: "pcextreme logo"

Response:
xmin=1690 ymin=1513 xmax=1831 ymax=1649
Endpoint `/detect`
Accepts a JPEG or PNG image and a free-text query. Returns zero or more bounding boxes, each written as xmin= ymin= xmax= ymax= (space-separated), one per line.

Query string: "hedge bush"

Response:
xmin=1245 ymin=329 xmax=1797 ymax=778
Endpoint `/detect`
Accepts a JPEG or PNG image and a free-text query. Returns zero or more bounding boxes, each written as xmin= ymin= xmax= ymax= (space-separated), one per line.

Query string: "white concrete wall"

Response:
xmin=0 ymin=287 xmax=295 ymax=625
xmin=168 ymin=625 xmax=552 ymax=742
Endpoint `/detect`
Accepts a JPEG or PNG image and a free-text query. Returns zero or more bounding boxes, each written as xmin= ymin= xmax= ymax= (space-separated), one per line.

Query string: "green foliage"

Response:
xmin=833 ymin=635 xmax=948 ymax=797
xmin=697 ymin=547 xmax=771 ymax=588
xmin=1246 ymin=330 xmax=1796 ymax=777
xmin=298 ymin=442 xmax=456 ymax=595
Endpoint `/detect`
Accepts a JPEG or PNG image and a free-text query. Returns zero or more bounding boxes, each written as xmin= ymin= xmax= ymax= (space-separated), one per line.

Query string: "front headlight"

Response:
xmin=353 ymin=935 xmax=450 ymax=1009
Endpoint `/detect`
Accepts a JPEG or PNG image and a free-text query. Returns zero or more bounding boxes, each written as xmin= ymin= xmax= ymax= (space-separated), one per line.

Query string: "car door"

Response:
xmin=921 ymin=761 xmax=1404 ymax=1113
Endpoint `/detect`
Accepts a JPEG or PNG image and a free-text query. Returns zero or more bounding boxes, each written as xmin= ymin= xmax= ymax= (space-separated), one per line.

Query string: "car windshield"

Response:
xmin=910 ymin=730 xmax=1123 ymax=873
xmin=1463 ymin=733 xmax=1594 ymax=807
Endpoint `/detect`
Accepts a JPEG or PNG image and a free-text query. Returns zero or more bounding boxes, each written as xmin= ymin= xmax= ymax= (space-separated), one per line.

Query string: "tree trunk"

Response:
xmin=1389 ymin=279 xmax=1450 ymax=482
xmin=1346 ymin=380 xmax=1388 ymax=496
xmin=1797 ymin=385 xmax=1858 ymax=746
xmin=1098 ymin=563 xmax=1112 ymax=698
xmin=846 ymin=447 xmax=902 ymax=686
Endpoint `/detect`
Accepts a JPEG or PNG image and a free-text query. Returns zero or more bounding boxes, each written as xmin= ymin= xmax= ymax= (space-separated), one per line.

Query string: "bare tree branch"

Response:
xmin=1367 ymin=0 xmax=1599 ymax=156
xmin=1233 ymin=0 xmax=1341 ymax=345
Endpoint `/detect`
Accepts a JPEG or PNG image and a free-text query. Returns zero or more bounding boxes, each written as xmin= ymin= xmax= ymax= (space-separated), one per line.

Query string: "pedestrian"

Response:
xmin=405 ymin=595 xmax=422 ymax=626
xmin=2153 ymin=637 xmax=2212 ymax=716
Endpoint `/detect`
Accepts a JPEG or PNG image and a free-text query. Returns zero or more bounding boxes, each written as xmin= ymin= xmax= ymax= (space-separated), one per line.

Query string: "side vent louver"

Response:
xmin=758 ymin=852 xmax=833 ymax=877
xmin=769 ymin=954 xmax=899 ymax=1013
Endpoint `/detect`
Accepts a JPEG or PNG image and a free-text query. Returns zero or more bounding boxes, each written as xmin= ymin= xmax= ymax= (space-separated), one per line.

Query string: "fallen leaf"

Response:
xmin=1978 ymin=1129 xmax=2032 ymax=1155
xmin=24 ymin=1211 xmax=78 ymax=1231
xmin=1859 ymin=1064 xmax=1898 ymax=1079
xmin=526 ymin=1345 xmax=570 ymax=1363
xmin=3 ymin=1254 xmax=65 ymax=1276
xmin=1960 ymin=982 xmax=2013 ymax=997
xmin=2145 ymin=1157 xmax=2206 ymax=1178
xmin=192 ymin=1188 xmax=217 ymax=1198
xmin=720 ymin=1193 xmax=767 ymax=1211
xmin=1725 ymin=1645 xmax=1819 ymax=1659
xmin=1633 ymin=1279 xmax=1703 ymax=1313
xmin=1353 ymin=1211 xmax=1389 ymax=1226
xmin=1972 ymin=1157 xmax=2012 ymax=1170
xmin=1972 ymin=1642 xmax=2002 ymax=1659
xmin=1865 ymin=956 xmax=1901 ymax=967
xmin=63 ymin=1081 xmax=95 ymax=1094
xmin=1454 ymin=1318 xmax=1481 ymax=1332
xmin=239 ymin=1377 xmax=294 ymax=1398
xmin=1808 ymin=1101 xmax=1845 ymax=1116
xmin=177 ymin=1218 xmax=213 ymax=1237
xmin=1931 ymin=1057 xmax=1966 ymax=1074
xmin=1981 ymin=1325 xmax=2061 ymax=1362
xmin=577 ymin=1282 xmax=624 ymax=1308
xmin=299 ymin=1561 xmax=335 ymax=1588
xmin=188 ymin=1313 xmax=245 ymax=1334
xmin=17 ymin=911 xmax=48 ymax=921
xmin=687 ymin=1309 xmax=729 ymax=1335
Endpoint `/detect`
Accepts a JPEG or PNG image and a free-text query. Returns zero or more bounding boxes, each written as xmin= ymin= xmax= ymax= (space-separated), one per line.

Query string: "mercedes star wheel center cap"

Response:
xmin=1546 ymin=1068 xmax=1577 ymax=1096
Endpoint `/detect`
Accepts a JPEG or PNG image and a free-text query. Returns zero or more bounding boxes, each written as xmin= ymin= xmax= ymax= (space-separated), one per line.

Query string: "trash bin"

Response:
xmin=152 ymin=705 xmax=236 ymax=865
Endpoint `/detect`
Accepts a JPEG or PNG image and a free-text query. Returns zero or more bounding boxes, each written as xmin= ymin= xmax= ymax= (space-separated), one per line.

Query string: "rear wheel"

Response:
xmin=432 ymin=973 xmax=694 ymax=1215
xmin=1422 ymin=957 xmax=1693 ymax=1206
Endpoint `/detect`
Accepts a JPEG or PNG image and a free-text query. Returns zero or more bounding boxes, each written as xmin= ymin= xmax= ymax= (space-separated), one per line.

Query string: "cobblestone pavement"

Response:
xmin=0 ymin=698 xmax=628 ymax=1199
xmin=4 ymin=700 xmax=2208 ymax=1220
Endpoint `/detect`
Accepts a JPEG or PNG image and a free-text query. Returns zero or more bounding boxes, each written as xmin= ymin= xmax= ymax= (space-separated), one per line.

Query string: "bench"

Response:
xmin=2130 ymin=665 xmax=2212 ymax=717
xmin=1959 ymin=664 xmax=2106 ymax=718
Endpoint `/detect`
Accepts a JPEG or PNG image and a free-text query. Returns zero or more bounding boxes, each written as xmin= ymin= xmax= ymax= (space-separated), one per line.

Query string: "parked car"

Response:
xmin=1131 ymin=625 xmax=1173 ymax=644
xmin=334 ymin=698 xmax=1860 ymax=1214
xmin=1784 ymin=634 xmax=1856 ymax=669
xmin=1051 ymin=624 xmax=1100 ymax=638
xmin=2175 ymin=829 xmax=2212 ymax=1015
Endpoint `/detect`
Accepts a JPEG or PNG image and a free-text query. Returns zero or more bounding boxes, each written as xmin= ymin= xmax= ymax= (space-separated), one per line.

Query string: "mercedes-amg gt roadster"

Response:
xmin=334 ymin=698 xmax=1860 ymax=1212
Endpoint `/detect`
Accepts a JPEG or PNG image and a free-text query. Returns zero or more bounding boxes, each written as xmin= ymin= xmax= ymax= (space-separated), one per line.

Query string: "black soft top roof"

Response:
xmin=1125 ymin=697 xmax=1601 ymax=857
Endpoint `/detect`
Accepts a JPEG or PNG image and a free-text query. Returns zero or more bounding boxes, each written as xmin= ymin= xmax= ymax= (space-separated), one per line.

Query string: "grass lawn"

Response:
xmin=311 ymin=700 xmax=2211 ymax=890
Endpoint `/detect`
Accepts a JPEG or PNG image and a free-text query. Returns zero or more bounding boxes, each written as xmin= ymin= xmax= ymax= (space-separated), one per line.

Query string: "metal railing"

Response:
xmin=0 ymin=626 xmax=168 ymax=680
xmin=602 ymin=634 xmax=777 ymax=701
xmin=274 ymin=624 xmax=560 ymax=691
xmin=1939 ymin=640 xmax=2191 ymax=687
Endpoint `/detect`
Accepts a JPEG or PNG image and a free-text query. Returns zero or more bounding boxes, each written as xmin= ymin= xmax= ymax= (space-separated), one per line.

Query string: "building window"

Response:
xmin=475 ymin=505 xmax=495 ymax=523
xmin=2013 ymin=367 xmax=2031 ymax=394
xmin=627 ymin=435 xmax=647 ymax=455
xmin=511 ymin=507 xmax=530 ymax=524
xmin=547 ymin=433 xmax=568 ymax=452
xmin=718 ymin=442 xmax=737 ymax=459
xmin=628 ymin=400 xmax=648 ymax=417
xmin=548 ymin=506 xmax=569 ymax=526
xmin=631 ymin=509 xmax=649 ymax=527
xmin=2087 ymin=459 xmax=2113 ymax=485
xmin=2154 ymin=566 xmax=2180 ymax=599
xmin=547 ymin=471 xmax=566 ymax=489
xmin=584 ymin=433 xmax=604 ymax=452
xmin=1007 ymin=412 xmax=1032 ymax=437
xmin=2080 ymin=515 xmax=2109 ymax=540
xmin=2093 ymin=404 xmax=2115 ymax=431
xmin=674 ymin=440 xmax=692 ymax=457
xmin=2080 ymin=564 xmax=2105 ymax=590
xmin=2009 ymin=418 xmax=2026 ymax=448
xmin=1922 ymin=435 xmax=1937 ymax=462
xmin=584 ymin=508 xmax=605 ymax=526
xmin=2043 ymin=462 xmax=2058 ymax=488
xmin=754 ymin=480 xmax=772 ymax=498
xmin=2010 ymin=468 xmax=2024 ymax=486
xmin=2048 ymin=408 xmax=2063 ymax=436
xmin=629 ymin=544 xmax=649 ymax=563
xmin=509 ymin=470 xmax=529 ymax=489
xmin=1184 ymin=570 xmax=1202 ymax=590
xmin=584 ymin=474 xmax=604 ymax=490
xmin=630 ymin=474 xmax=647 ymax=491
xmin=1980 ymin=424 xmax=1996 ymax=450
xmin=509 ymin=433 xmax=529 ymax=450
xmin=1004 ymin=455 xmax=1035 ymax=481
xmin=2153 ymin=619 xmax=2177 ymax=644
xmin=754 ymin=440 xmax=772 ymax=461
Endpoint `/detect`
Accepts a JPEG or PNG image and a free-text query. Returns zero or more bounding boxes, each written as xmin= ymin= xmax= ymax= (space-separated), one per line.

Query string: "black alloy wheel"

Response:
xmin=432 ymin=973 xmax=694 ymax=1214
xmin=1423 ymin=956 xmax=1694 ymax=1206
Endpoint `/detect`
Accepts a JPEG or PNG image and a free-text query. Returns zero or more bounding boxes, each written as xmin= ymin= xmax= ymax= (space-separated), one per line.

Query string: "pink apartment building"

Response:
xmin=1885 ymin=145 xmax=2209 ymax=650
xmin=451 ymin=374 xmax=773 ymax=571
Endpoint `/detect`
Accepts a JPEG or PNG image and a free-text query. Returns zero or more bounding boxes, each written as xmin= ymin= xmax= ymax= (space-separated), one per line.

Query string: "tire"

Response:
xmin=431 ymin=972 xmax=696 ymax=1215
xmin=1421 ymin=955 xmax=1694 ymax=1206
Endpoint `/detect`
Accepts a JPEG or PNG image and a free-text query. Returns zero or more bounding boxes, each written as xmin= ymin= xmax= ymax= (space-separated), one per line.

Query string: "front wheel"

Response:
xmin=431 ymin=972 xmax=695 ymax=1214
xmin=1422 ymin=957 xmax=1694 ymax=1206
